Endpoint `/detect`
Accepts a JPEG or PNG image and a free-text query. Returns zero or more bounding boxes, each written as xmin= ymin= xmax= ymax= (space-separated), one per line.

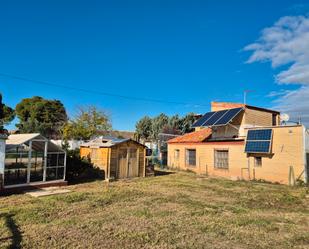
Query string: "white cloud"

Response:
xmin=245 ymin=15 xmax=309 ymax=125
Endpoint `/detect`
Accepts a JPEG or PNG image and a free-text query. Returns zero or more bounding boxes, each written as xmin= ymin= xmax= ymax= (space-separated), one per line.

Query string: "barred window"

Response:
xmin=186 ymin=149 xmax=196 ymax=166
xmin=214 ymin=150 xmax=229 ymax=169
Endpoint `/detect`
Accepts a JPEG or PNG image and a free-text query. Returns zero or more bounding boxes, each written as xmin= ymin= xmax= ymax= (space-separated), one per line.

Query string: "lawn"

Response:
xmin=0 ymin=170 xmax=309 ymax=249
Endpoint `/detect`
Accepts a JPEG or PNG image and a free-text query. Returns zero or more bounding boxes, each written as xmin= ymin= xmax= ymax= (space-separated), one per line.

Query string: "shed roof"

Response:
xmin=6 ymin=133 xmax=65 ymax=152
xmin=80 ymin=136 xmax=146 ymax=148
xmin=167 ymin=128 xmax=212 ymax=144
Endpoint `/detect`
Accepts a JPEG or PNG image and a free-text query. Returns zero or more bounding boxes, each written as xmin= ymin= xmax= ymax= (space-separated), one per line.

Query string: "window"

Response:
xmin=174 ymin=149 xmax=180 ymax=160
xmin=185 ymin=149 xmax=196 ymax=166
xmin=214 ymin=150 xmax=229 ymax=169
xmin=254 ymin=157 xmax=262 ymax=167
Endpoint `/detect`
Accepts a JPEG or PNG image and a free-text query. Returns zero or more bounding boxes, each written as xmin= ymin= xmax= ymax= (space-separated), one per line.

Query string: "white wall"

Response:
xmin=0 ymin=138 xmax=5 ymax=175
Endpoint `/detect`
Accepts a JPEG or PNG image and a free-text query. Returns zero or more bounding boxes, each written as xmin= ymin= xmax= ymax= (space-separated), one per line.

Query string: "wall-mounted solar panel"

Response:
xmin=191 ymin=111 xmax=215 ymax=127
xmin=245 ymin=141 xmax=271 ymax=153
xmin=203 ymin=109 xmax=229 ymax=126
xmin=213 ymin=107 xmax=243 ymax=126
xmin=245 ymin=129 xmax=273 ymax=153
xmin=246 ymin=129 xmax=272 ymax=141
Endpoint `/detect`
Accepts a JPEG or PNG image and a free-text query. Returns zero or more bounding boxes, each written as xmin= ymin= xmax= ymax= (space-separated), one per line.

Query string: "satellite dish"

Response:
xmin=280 ymin=113 xmax=290 ymax=122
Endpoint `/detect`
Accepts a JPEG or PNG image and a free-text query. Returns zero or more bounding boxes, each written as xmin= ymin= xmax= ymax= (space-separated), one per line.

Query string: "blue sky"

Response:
xmin=1 ymin=0 xmax=309 ymax=130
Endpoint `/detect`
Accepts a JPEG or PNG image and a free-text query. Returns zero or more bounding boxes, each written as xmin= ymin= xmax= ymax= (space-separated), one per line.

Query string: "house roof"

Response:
xmin=95 ymin=130 xmax=135 ymax=139
xmin=167 ymin=128 xmax=212 ymax=144
xmin=211 ymin=101 xmax=280 ymax=114
xmin=80 ymin=136 xmax=146 ymax=148
xmin=6 ymin=133 xmax=65 ymax=152
xmin=245 ymin=105 xmax=280 ymax=114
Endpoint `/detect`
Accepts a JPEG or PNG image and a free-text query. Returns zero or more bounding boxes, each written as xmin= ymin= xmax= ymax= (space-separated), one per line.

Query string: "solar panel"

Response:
xmin=245 ymin=129 xmax=273 ymax=153
xmin=192 ymin=111 xmax=216 ymax=127
xmin=203 ymin=109 xmax=229 ymax=126
xmin=245 ymin=141 xmax=271 ymax=153
xmin=213 ymin=107 xmax=244 ymax=126
xmin=246 ymin=129 xmax=272 ymax=141
xmin=191 ymin=107 xmax=244 ymax=128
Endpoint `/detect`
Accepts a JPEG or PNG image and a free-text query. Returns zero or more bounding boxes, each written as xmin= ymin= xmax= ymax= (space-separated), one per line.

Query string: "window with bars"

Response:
xmin=214 ymin=150 xmax=229 ymax=169
xmin=174 ymin=149 xmax=180 ymax=160
xmin=185 ymin=149 xmax=196 ymax=166
xmin=254 ymin=157 xmax=262 ymax=167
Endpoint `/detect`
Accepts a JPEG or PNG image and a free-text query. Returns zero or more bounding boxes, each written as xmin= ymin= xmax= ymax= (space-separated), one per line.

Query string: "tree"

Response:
xmin=151 ymin=113 xmax=169 ymax=140
xmin=180 ymin=113 xmax=197 ymax=134
xmin=15 ymin=96 xmax=67 ymax=138
xmin=0 ymin=93 xmax=15 ymax=131
xmin=62 ymin=106 xmax=112 ymax=141
xmin=135 ymin=112 xmax=199 ymax=142
xmin=135 ymin=116 xmax=152 ymax=141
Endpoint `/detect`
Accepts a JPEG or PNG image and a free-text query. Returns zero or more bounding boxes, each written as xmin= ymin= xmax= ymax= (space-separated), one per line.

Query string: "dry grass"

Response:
xmin=0 ymin=170 xmax=309 ymax=249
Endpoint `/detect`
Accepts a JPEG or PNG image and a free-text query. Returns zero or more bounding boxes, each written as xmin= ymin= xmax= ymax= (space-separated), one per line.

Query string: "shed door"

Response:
xmin=128 ymin=149 xmax=138 ymax=178
xmin=118 ymin=149 xmax=127 ymax=179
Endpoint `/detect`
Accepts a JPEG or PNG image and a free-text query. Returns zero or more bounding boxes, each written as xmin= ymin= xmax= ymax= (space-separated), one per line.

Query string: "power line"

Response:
xmin=0 ymin=73 xmax=208 ymax=107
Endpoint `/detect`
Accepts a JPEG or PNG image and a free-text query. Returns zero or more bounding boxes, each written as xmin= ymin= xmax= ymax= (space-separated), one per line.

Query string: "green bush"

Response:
xmin=65 ymin=149 xmax=104 ymax=182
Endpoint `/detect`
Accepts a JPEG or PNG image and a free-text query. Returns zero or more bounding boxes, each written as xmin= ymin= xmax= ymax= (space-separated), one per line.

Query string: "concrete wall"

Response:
xmin=168 ymin=125 xmax=305 ymax=184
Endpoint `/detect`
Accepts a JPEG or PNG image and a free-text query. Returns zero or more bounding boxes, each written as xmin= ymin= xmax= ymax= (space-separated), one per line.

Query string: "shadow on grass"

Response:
xmin=154 ymin=170 xmax=175 ymax=177
xmin=67 ymin=168 xmax=105 ymax=185
xmin=0 ymin=213 xmax=22 ymax=249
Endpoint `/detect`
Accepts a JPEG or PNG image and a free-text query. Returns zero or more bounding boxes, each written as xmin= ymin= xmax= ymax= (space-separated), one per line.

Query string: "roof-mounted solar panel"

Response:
xmin=202 ymin=109 xmax=229 ymax=126
xmin=192 ymin=111 xmax=216 ymax=127
xmin=191 ymin=107 xmax=244 ymax=128
xmin=213 ymin=107 xmax=244 ymax=126
xmin=245 ymin=129 xmax=273 ymax=154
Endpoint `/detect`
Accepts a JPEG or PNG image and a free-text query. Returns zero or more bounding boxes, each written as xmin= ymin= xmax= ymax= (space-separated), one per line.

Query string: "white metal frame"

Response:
xmin=3 ymin=135 xmax=66 ymax=187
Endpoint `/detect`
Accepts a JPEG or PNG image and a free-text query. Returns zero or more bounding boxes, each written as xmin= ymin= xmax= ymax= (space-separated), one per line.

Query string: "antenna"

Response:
xmin=243 ymin=90 xmax=254 ymax=105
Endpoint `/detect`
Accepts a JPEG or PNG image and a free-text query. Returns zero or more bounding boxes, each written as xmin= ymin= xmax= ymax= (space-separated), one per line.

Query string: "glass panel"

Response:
xmin=47 ymin=153 xmax=58 ymax=167
xmin=30 ymin=142 xmax=45 ymax=182
xmin=4 ymin=168 xmax=27 ymax=185
xmin=186 ymin=149 xmax=196 ymax=166
xmin=4 ymin=146 xmax=28 ymax=186
xmin=214 ymin=150 xmax=229 ymax=169
xmin=58 ymin=153 xmax=65 ymax=167
xmin=46 ymin=167 xmax=64 ymax=181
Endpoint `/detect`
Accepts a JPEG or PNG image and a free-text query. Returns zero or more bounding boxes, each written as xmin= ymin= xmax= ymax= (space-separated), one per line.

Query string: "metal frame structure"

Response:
xmin=3 ymin=133 xmax=66 ymax=188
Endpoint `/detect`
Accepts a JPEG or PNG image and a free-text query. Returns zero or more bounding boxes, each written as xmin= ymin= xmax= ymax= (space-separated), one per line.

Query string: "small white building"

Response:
xmin=1 ymin=133 xmax=67 ymax=191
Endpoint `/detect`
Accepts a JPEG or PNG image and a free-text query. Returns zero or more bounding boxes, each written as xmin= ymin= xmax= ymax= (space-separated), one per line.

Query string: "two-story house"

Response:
xmin=167 ymin=102 xmax=308 ymax=185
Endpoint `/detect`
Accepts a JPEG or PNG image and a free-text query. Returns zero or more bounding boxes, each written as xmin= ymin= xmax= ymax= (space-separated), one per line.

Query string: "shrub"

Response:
xmin=65 ymin=149 xmax=104 ymax=182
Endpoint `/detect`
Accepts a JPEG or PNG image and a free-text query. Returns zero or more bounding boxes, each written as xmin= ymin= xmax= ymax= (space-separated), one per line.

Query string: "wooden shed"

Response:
xmin=80 ymin=137 xmax=146 ymax=180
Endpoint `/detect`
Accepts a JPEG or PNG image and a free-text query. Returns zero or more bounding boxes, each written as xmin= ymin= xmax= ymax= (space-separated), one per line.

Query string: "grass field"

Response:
xmin=1 ymin=170 xmax=309 ymax=249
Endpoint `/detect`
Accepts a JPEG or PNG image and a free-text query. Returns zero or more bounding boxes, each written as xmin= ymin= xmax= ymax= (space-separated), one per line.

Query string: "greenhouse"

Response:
xmin=2 ymin=133 xmax=66 ymax=188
